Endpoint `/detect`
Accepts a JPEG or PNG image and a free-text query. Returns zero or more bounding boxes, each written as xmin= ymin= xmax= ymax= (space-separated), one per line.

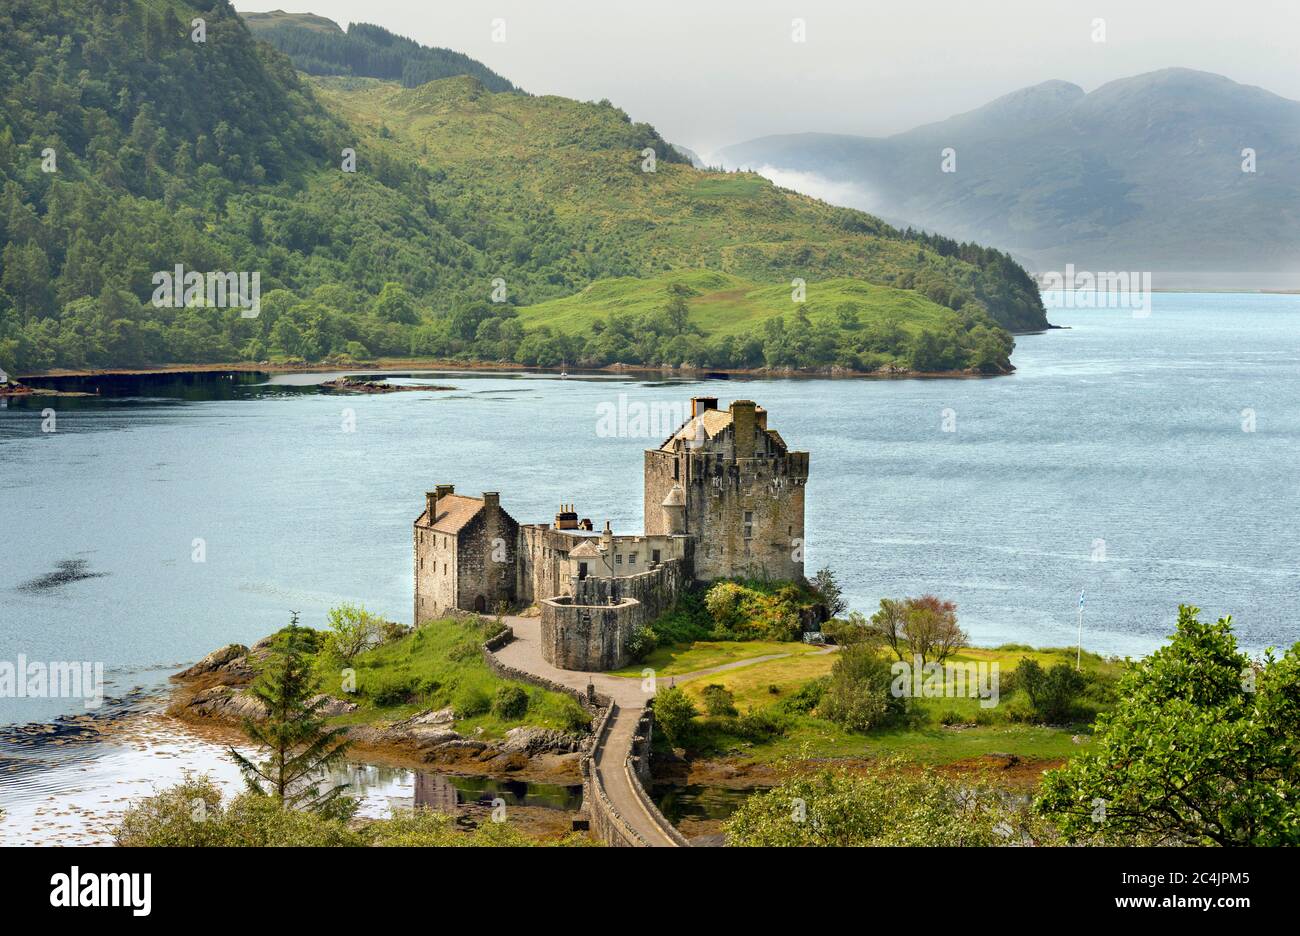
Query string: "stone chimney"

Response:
xmin=427 ymin=484 xmax=454 ymax=524
xmin=691 ymin=396 xmax=718 ymax=418
xmin=731 ymin=400 xmax=757 ymax=458
xmin=483 ymin=492 xmax=500 ymax=512
xmin=555 ymin=503 xmax=579 ymax=530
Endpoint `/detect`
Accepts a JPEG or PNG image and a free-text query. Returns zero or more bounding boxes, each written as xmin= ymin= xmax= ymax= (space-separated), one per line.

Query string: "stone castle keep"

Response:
xmin=414 ymin=398 xmax=809 ymax=671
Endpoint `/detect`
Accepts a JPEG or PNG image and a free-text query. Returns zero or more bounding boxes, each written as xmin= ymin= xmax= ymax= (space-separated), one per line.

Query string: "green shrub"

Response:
xmin=491 ymin=684 xmax=529 ymax=719
xmin=823 ymin=612 xmax=874 ymax=647
xmin=452 ymin=685 xmax=491 ymax=718
xmin=702 ymin=580 xmax=808 ymax=641
xmin=558 ymin=700 xmax=593 ymax=734
xmin=704 ymin=582 xmax=748 ymax=631
xmin=648 ymin=589 xmax=713 ymax=644
xmin=700 ymin=684 xmax=738 ymax=717
xmin=817 ymin=645 xmax=904 ymax=732
xmin=625 ymin=624 xmax=658 ymax=663
xmin=731 ymin=708 xmax=787 ymax=741
xmin=323 ymin=603 xmax=383 ymax=662
xmin=447 ymin=638 xmax=483 ymax=663
xmin=380 ymin=621 xmax=411 ymax=643
xmin=370 ymin=675 xmax=419 ymax=707
xmin=654 ymin=687 xmax=699 ymax=747
xmin=1015 ymin=659 xmax=1086 ymax=723
xmin=777 ymin=676 xmax=828 ymax=715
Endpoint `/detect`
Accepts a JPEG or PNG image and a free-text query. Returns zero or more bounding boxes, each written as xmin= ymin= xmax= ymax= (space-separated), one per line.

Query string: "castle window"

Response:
xmin=629 ymin=552 xmax=638 ymax=565
xmin=652 ymin=549 xmax=661 ymax=564
xmin=673 ymin=459 xmax=679 ymax=480
xmin=744 ymin=511 xmax=754 ymax=539
xmin=615 ymin=554 xmax=623 ymax=565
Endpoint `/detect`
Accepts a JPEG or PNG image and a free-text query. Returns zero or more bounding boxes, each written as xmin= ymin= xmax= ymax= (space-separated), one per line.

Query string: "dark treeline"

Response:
xmin=245 ymin=18 xmax=519 ymax=93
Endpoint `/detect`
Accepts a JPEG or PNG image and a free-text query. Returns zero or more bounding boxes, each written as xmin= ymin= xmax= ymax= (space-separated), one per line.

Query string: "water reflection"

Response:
xmin=652 ymin=783 xmax=757 ymax=825
xmin=325 ymin=760 xmax=584 ymax=816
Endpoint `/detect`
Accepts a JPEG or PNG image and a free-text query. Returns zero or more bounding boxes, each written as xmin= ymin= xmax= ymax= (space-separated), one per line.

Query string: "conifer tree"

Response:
xmin=228 ymin=612 xmax=353 ymax=816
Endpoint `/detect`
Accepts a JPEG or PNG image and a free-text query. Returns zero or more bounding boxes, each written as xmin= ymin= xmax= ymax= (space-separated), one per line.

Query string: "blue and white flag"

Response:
xmin=1079 ymin=590 xmax=1086 ymax=608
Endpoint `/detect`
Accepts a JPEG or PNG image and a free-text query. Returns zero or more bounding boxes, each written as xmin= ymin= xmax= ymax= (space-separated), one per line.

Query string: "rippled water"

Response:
xmin=2 ymin=293 xmax=1299 ymax=733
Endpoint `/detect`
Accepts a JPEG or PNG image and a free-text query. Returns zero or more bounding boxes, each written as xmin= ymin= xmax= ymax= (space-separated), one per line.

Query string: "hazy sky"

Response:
xmin=233 ymin=1 xmax=1300 ymax=155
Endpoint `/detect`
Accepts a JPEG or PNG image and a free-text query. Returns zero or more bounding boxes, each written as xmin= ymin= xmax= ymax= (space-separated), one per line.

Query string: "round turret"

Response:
xmin=661 ymin=483 xmax=686 ymax=534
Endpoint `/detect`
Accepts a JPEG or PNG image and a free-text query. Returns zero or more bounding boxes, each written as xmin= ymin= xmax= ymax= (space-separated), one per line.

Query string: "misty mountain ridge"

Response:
xmin=720 ymin=68 xmax=1300 ymax=282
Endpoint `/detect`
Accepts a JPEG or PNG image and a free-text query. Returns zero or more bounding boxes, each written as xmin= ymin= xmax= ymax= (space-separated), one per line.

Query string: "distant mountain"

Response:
xmin=720 ymin=69 xmax=1300 ymax=279
xmin=242 ymin=10 xmax=518 ymax=92
xmin=670 ymin=144 xmax=706 ymax=168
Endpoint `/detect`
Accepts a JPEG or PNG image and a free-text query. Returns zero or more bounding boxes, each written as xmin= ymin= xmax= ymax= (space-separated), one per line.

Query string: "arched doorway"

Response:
xmin=473 ymin=594 xmax=487 ymax=613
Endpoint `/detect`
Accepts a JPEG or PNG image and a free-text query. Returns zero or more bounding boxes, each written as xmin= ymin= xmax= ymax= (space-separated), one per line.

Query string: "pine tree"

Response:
xmin=228 ymin=613 xmax=353 ymax=816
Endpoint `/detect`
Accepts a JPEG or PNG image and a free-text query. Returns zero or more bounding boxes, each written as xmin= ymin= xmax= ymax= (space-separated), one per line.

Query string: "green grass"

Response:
xmin=667 ymin=641 xmax=1123 ymax=766
xmin=314 ymin=618 xmax=589 ymax=738
xmin=609 ymin=639 xmax=821 ymax=679
xmin=717 ymin=716 xmax=1091 ymax=765
xmin=310 ymin=75 xmax=1047 ymax=333
xmin=515 ymin=269 xmax=957 ymax=342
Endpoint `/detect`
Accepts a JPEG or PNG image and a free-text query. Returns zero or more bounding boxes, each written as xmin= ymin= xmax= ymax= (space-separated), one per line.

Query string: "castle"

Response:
xmin=413 ymin=397 xmax=810 ymax=671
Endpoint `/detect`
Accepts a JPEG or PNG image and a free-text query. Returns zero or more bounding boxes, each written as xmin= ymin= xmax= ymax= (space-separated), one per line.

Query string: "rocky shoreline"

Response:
xmin=0 ymin=379 xmax=96 ymax=398
xmin=17 ymin=356 xmax=1009 ymax=383
xmin=169 ymin=638 xmax=587 ymax=785
xmin=318 ymin=377 xmax=457 ymax=394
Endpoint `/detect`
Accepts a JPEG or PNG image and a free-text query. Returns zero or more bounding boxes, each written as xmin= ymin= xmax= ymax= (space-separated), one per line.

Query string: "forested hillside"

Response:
xmin=0 ymin=0 xmax=1046 ymax=376
xmin=242 ymin=12 xmax=518 ymax=92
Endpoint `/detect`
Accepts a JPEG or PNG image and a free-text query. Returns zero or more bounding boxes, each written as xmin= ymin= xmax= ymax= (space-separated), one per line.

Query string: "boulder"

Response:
xmin=394 ymin=706 xmax=455 ymax=729
xmin=500 ymin=726 xmax=582 ymax=756
xmin=310 ymin=694 xmax=358 ymax=717
xmin=175 ymin=643 xmax=249 ymax=680
xmin=184 ymin=686 xmax=268 ymax=721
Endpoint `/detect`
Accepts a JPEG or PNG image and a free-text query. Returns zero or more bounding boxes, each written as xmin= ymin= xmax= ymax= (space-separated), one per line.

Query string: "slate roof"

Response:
xmin=659 ymin=405 xmax=787 ymax=454
xmin=421 ymin=494 xmax=484 ymax=534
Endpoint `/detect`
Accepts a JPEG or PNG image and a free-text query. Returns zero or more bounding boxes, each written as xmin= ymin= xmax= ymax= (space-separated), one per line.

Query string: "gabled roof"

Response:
xmin=569 ymin=539 xmax=603 ymax=559
xmin=421 ymin=494 xmax=484 ymax=534
xmin=660 ymin=408 xmax=734 ymax=451
xmin=659 ymin=405 xmax=788 ymax=454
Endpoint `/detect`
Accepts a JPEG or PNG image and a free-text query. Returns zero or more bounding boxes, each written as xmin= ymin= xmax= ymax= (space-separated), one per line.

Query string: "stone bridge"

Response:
xmin=485 ymin=614 xmax=827 ymax=847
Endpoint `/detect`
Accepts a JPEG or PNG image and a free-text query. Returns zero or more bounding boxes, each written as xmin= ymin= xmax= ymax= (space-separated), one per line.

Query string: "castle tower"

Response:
xmin=644 ymin=398 xmax=809 ymax=582
xmin=661 ymin=484 xmax=686 ymax=534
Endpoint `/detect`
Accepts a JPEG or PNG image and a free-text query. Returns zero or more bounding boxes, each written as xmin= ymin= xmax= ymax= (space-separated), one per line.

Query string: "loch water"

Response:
xmin=2 ymin=293 xmax=1299 ymax=731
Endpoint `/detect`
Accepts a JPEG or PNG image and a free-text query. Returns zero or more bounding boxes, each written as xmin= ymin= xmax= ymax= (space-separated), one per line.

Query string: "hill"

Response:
xmin=0 ymin=0 xmax=1045 ymax=377
xmin=516 ymin=270 xmax=1014 ymax=372
xmin=241 ymin=10 xmax=518 ymax=92
xmin=720 ymin=69 xmax=1300 ymax=279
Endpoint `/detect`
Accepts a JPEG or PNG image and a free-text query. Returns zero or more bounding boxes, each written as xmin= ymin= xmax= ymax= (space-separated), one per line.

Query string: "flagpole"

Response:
xmin=1076 ymin=591 xmax=1084 ymax=671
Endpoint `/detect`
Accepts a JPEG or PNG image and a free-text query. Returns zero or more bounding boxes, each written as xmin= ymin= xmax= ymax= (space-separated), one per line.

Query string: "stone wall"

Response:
xmin=686 ymin=449 xmax=809 ymax=582
xmin=481 ymin=626 xmax=602 ymax=709
xmin=455 ymin=498 xmax=520 ymax=613
xmin=643 ymin=448 xmax=681 ymax=535
xmin=517 ymin=524 xmax=572 ymax=606
xmin=413 ymin=525 xmax=457 ymax=625
xmin=539 ymin=596 xmax=643 ymax=671
xmin=571 ymin=557 xmax=686 ymax=624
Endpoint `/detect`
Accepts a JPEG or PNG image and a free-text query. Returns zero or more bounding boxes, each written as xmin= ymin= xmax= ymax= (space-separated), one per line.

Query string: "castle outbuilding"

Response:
xmin=413 ymin=398 xmax=809 ymax=671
